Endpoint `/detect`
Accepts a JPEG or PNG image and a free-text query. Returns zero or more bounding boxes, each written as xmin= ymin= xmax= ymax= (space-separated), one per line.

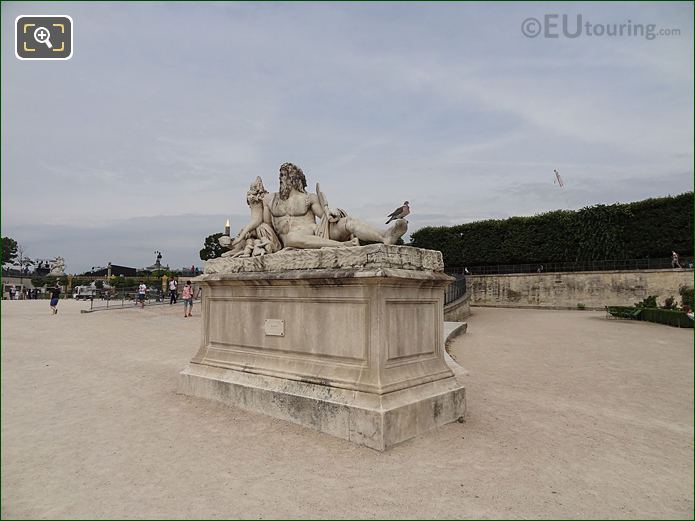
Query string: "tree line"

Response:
xmin=409 ymin=192 xmax=693 ymax=268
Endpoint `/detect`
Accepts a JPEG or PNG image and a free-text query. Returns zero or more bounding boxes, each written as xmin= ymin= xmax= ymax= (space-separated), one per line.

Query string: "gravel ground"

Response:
xmin=1 ymin=300 xmax=692 ymax=519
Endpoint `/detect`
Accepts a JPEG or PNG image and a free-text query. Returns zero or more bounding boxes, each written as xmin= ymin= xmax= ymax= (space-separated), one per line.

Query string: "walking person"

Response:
xmin=49 ymin=284 xmax=61 ymax=315
xmin=169 ymin=277 xmax=178 ymax=304
xmin=9 ymin=285 xmax=16 ymax=300
xmin=672 ymin=251 xmax=682 ymax=269
xmin=137 ymin=280 xmax=147 ymax=309
xmin=182 ymin=280 xmax=194 ymax=317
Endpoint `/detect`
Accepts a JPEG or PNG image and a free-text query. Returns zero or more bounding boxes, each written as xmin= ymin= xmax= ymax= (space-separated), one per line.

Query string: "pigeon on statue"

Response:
xmin=385 ymin=201 xmax=410 ymax=224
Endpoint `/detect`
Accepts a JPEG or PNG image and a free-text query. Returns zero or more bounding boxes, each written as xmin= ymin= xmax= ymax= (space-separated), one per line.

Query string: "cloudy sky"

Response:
xmin=2 ymin=2 xmax=693 ymax=274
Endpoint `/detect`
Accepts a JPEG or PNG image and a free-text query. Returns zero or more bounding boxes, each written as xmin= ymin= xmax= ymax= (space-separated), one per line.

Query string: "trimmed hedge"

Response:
xmin=607 ymin=306 xmax=643 ymax=319
xmin=639 ymin=308 xmax=694 ymax=328
xmin=410 ymin=192 xmax=693 ymax=267
xmin=607 ymin=306 xmax=693 ymax=328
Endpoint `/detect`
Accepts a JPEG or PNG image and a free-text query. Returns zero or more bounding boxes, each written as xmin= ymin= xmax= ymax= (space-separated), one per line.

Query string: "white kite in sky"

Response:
xmin=553 ymin=169 xmax=565 ymax=188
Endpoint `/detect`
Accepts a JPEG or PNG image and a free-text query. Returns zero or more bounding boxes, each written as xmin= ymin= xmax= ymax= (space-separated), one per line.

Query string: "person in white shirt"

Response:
xmin=137 ymin=281 xmax=147 ymax=309
xmin=168 ymin=278 xmax=178 ymax=305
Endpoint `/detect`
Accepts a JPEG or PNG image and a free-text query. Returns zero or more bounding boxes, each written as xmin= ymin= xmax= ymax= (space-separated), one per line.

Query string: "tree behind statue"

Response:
xmin=2 ymin=237 xmax=18 ymax=265
xmin=200 ymin=233 xmax=224 ymax=261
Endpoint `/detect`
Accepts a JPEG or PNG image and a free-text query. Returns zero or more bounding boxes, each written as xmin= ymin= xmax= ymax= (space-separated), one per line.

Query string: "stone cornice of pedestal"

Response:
xmin=196 ymin=267 xmax=453 ymax=284
xmin=203 ymin=244 xmax=445 ymax=276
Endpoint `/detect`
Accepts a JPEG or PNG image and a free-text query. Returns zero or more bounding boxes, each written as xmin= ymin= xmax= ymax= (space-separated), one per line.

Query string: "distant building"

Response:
xmin=92 ymin=264 xmax=136 ymax=277
xmin=144 ymin=251 xmax=164 ymax=271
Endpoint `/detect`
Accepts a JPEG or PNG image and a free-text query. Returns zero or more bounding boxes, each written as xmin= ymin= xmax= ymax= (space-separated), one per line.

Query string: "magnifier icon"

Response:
xmin=33 ymin=26 xmax=53 ymax=49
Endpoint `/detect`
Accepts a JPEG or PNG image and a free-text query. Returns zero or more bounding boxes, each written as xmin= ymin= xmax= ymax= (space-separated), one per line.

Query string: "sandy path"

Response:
xmin=1 ymin=301 xmax=692 ymax=519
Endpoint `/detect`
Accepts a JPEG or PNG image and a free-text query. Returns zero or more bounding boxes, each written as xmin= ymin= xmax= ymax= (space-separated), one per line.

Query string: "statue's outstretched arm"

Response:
xmin=313 ymin=184 xmax=342 ymax=222
xmin=233 ymin=204 xmax=264 ymax=246
xmin=310 ymin=194 xmax=326 ymax=220
xmin=233 ymin=225 xmax=255 ymax=245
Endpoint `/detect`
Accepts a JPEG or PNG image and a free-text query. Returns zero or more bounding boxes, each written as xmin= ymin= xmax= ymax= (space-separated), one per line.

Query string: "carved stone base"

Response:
xmin=179 ymin=245 xmax=466 ymax=449
xmin=203 ymin=243 xmax=444 ymax=274
xmin=179 ymin=363 xmax=465 ymax=450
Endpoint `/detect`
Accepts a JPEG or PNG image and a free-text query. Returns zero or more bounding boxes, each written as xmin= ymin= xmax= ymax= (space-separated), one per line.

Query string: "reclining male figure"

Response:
xmin=231 ymin=163 xmax=407 ymax=251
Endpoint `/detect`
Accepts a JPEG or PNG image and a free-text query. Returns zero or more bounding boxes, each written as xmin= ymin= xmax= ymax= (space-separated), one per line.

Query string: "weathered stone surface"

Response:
xmin=189 ymin=272 xmax=453 ymax=395
xmin=468 ymin=268 xmax=694 ymax=310
xmin=179 ymin=262 xmax=465 ymax=450
xmin=204 ymin=244 xmax=444 ymax=274
xmin=179 ymin=364 xmax=465 ymax=451
xmin=444 ymin=292 xmax=471 ymax=321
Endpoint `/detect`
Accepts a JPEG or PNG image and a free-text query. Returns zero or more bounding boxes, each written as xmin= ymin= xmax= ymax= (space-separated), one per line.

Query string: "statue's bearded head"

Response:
xmin=278 ymin=162 xmax=307 ymax=200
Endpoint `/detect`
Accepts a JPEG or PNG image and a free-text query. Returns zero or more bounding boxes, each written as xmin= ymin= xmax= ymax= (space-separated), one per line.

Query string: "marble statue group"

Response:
xmin=49 ymin=256 xmax=66 ymax=277
xmin=219 ymin=163 xmax=409 ymax=258
xmin=181 ymin=161 xmax=464 ymax=450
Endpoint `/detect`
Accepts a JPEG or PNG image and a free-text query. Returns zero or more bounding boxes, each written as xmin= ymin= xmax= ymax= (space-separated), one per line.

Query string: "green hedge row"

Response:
xmin=639 ymin=308 xmax=694 ymax=328
xmin=410 ymin=192 xmax=693 ymax=267
xmin=606 ymin=306 xmax=643 ymax=319
xmin=607 ymin=306 xmax=693 ymax=328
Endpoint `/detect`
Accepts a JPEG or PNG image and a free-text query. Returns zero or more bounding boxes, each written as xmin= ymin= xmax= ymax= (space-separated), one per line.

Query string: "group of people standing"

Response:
xmin=6 ymin=284 xmax=60 ymax=313
xmin=138 ymin=278 xmax=194 ymax=317
xmin=7 ymin=286 xmax=42 ymax=300
xmin=165 ymin=278 xmax=195 ymax=317
xmin=5 ymin=277 xmax=200 ymax=318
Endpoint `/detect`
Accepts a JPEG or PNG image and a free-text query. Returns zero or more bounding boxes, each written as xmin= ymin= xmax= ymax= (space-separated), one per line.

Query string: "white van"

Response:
xmin=73 ymin=285 xmax=97 ymax=300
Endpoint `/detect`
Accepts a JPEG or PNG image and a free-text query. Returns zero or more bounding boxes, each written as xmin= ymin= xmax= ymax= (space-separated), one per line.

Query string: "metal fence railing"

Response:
xmin=82 ymin=285 xmax=202 ymax=313
xmin=448 ymin=257 xmax=694 ymax=276
xmin=83 ymin=287 xmax=167 ymax=313
xmin=444 ymin=276 xmax=467 ymax=306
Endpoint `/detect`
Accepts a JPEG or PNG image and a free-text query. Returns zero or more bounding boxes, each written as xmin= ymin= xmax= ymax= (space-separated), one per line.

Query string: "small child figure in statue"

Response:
xmin=252 ymin=237 xmax=271 ymax=256
xmin=232 ymin=238 xmax=256 ymax=258
xmin=229 ymin=236 xmax=272 ymax=258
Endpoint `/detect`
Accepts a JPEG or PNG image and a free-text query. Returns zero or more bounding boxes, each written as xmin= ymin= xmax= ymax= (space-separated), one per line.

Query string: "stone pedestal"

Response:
xmin=178 ymin=245 xmax=466 ymax=450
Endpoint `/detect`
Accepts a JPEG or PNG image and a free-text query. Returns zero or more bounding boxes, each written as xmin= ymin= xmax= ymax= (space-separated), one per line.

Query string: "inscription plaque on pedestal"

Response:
xmin=264 ymin=319 xmax=285 ymax=337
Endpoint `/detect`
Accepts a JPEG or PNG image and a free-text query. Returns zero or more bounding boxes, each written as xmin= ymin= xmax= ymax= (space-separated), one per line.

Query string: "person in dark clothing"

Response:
xmin=49 ymin=285 xmax=61 ymax=315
